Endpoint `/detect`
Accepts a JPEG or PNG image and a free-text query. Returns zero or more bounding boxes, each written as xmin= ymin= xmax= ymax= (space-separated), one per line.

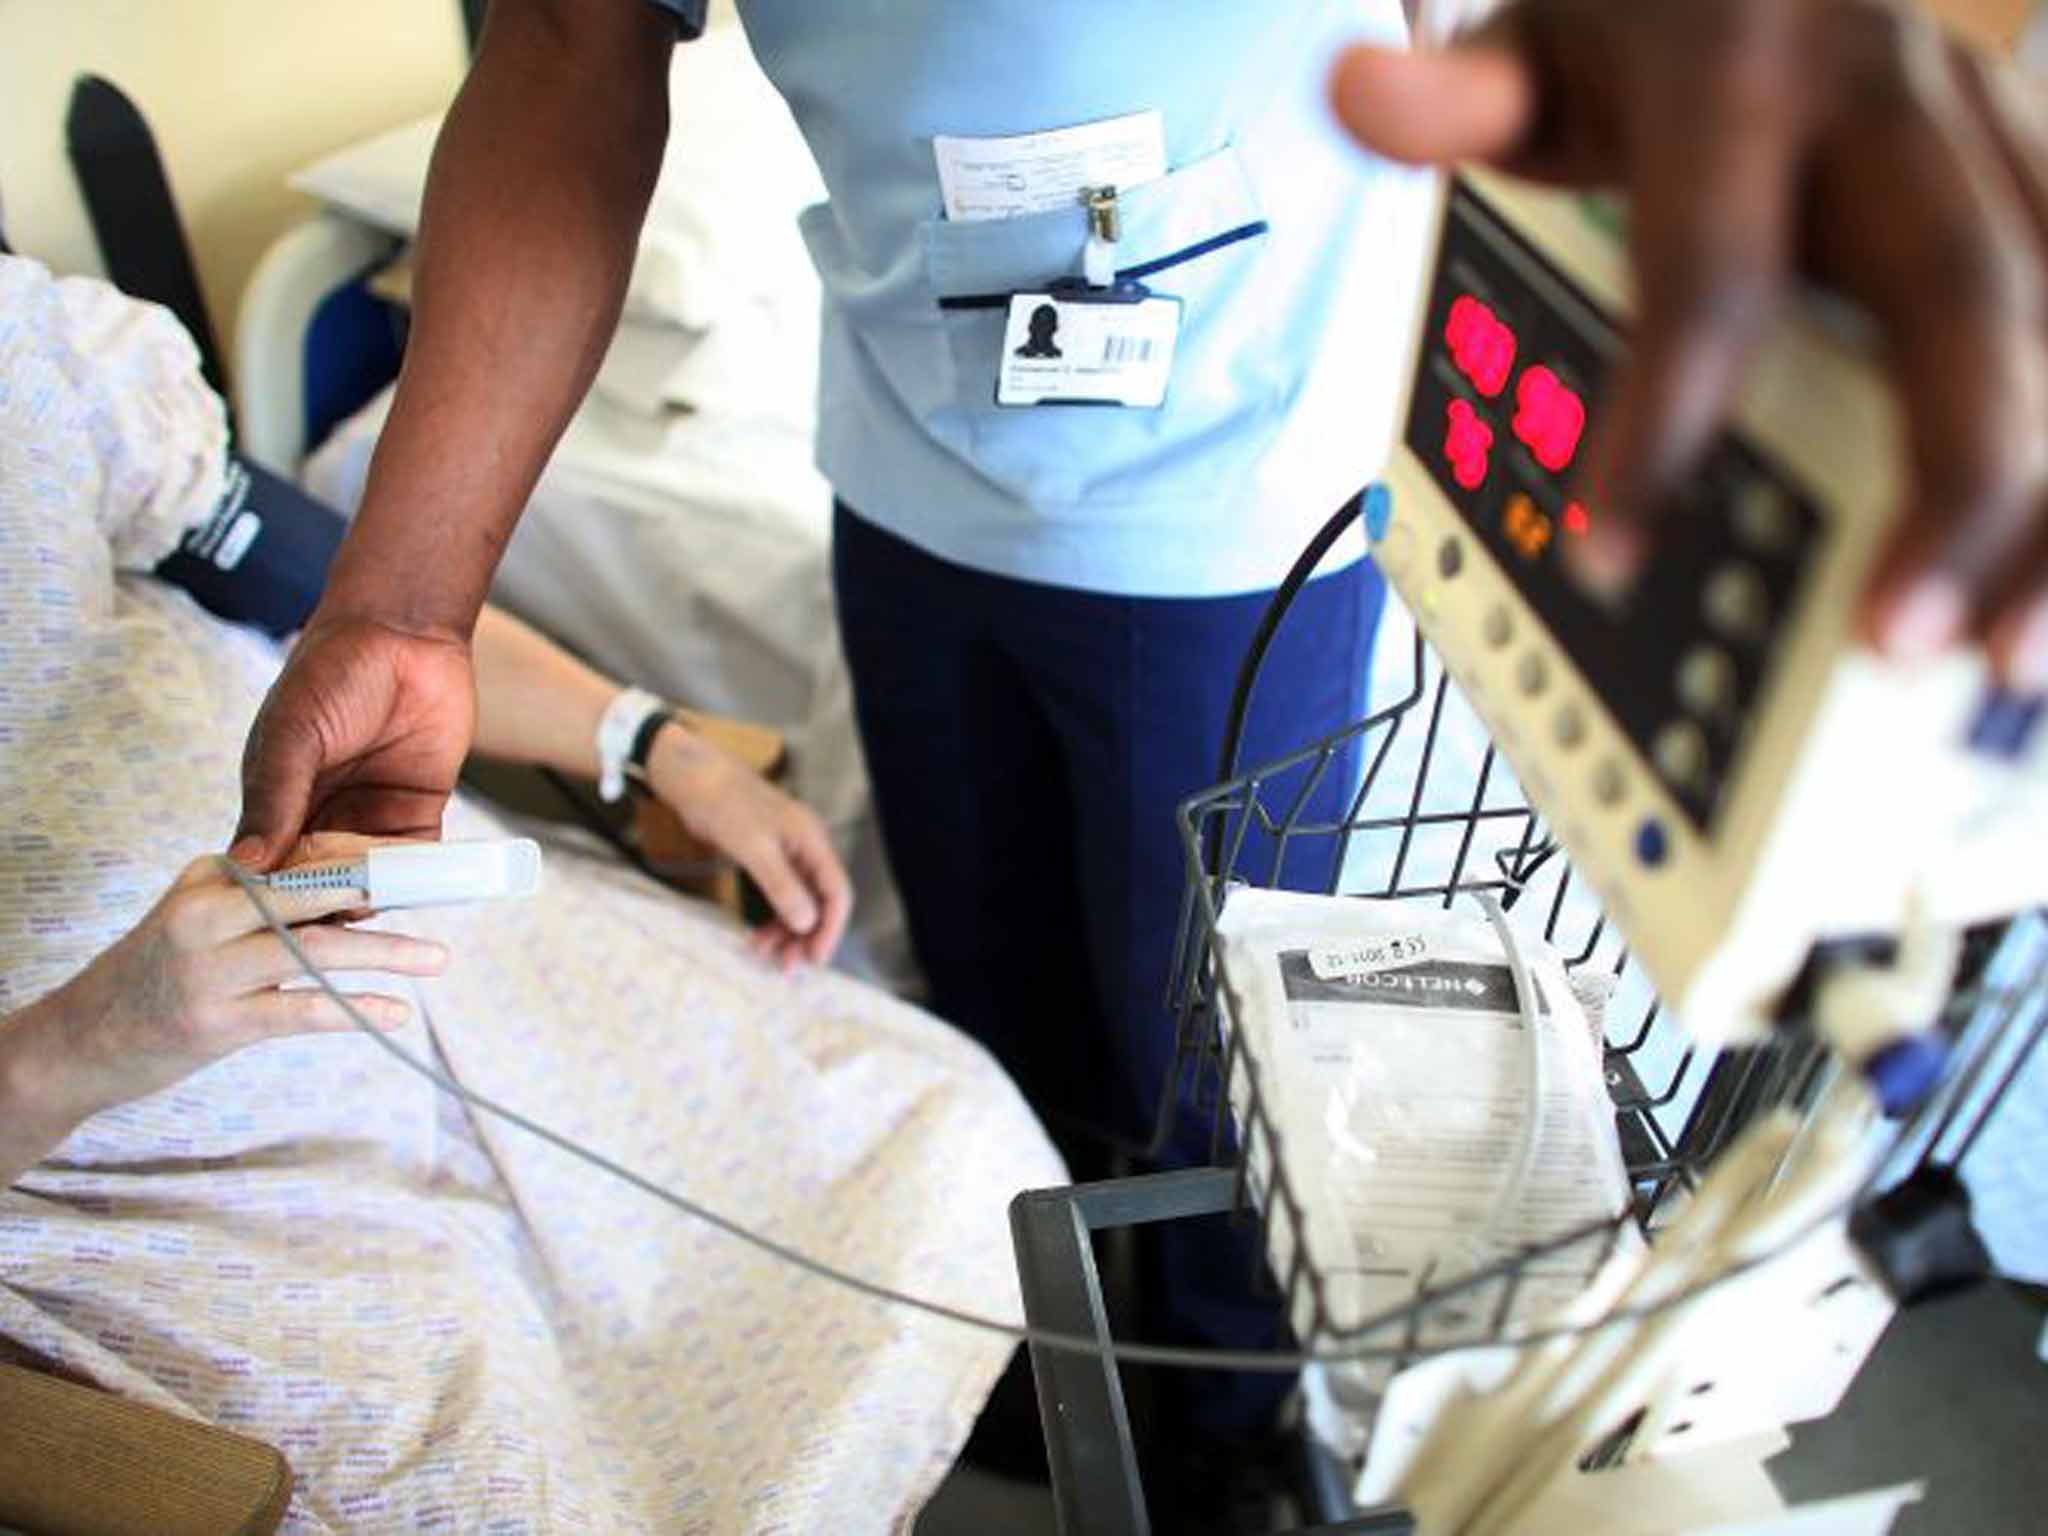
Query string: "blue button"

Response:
xmin=1363 ymin=482 xmax=1394 ymax=543
xmin=1865 ymin=1035 xmax=1949 ymax=1117
xmin=1634 ymin=818 xmax=1669 ymax=868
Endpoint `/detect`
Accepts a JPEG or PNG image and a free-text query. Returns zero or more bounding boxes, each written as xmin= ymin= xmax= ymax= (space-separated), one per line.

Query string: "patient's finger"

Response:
xmin=216 ymin=925 xmax=448 ymax=994
xmin=738 ymin=833 xmax=822 ymax=941
xmin=231 ymin=988 xmax=412 ymax=1040
xmin=789 ymin=829 xmax=852 ymax=966
xmin=746 ymin=920 xmax=805 ymax=975
xmin=177 ymin=873 xmax=374 ymax=949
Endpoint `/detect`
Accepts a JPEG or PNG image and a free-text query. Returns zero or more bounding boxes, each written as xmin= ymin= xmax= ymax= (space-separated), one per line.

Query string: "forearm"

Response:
xmin=469 ymin=607 xmax=729 ymax=810
xmin=0 ymin=996 xmax=91 ymax=1189
xmin=320 ymin=0 xmax=674 ymax=640
xmin=468 ymin=604 xmax=623 ymax=775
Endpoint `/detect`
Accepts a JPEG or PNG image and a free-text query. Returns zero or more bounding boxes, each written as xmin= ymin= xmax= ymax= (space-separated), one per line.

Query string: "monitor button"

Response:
xmin=1592 ymin=758 xmax=1628 ymax=808
xmin=1554 ymin=704 xmax=1587 ymax=750
xmin=1703 ymin=564 xmax=1770 ymax=642
xmin=1653 ymin=719 xmax=1710 ymax=789
xmin=1675 ymin=646 xmax=1739 ymax=721
xmin=1734 ymin=481 xmax=1799 ymax=555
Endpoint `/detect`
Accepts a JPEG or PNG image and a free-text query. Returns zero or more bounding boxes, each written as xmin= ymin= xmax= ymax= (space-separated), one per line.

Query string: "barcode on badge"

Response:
xmin=1102 ymin=335 xmax=1155 ymax=366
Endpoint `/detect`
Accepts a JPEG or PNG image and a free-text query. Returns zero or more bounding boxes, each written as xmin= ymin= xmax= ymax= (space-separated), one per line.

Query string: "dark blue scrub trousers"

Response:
xmin=833 ymin=502 xmax=1383 ymax=1439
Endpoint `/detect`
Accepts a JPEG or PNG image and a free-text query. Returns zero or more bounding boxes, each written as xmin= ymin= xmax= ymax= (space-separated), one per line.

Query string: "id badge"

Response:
xmin=996 ymin=287 xmax=1182 ymax=409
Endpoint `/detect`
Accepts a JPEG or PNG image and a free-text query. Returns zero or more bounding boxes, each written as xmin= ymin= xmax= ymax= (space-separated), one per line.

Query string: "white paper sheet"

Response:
xmin=933 ymin=109 xmax=1166 ymax=222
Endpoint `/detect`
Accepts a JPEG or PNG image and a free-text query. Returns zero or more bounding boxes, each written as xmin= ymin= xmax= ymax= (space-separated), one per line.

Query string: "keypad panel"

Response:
xmin=1402 ymin=185 xmax=1823 ymax=831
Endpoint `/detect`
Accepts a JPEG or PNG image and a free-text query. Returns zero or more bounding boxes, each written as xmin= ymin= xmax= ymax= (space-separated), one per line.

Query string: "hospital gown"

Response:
xmin=0 ymin=254 xmax=1065 ymax=1533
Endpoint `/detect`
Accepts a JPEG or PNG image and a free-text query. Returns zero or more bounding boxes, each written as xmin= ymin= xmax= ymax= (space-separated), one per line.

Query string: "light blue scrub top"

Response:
xmin=652 ymin=1 xmax=1423 ymax=597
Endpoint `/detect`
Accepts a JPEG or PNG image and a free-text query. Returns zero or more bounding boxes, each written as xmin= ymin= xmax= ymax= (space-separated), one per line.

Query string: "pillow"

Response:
xmin=289 ymin=26 xmax=823 ymax=334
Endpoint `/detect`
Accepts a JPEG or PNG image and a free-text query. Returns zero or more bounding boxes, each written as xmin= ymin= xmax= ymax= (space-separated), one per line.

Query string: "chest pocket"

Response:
xmin=918 ymin=144 xmax=1279 ymax=510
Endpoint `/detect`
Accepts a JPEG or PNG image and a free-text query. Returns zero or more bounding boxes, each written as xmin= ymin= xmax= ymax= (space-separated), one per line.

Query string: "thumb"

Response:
xmin=1329 ymin=39 xmax=1536 ymax=169
xmin=232 ymin=710 xmax=322 ymax=873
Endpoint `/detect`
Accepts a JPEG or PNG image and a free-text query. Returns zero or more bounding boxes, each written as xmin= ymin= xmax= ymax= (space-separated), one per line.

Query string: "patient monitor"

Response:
xmin=1373 ymin=168 xmax=2047 ymax=1046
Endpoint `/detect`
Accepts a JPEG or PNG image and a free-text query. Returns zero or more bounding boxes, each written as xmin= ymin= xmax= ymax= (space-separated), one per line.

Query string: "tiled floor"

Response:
xmin=916 ymin=1466 xmax=1058 ymax=1536
xmin=1771 ymin=1281 xmax=2047 ymax=1533
xmin=915 ymin=1283 xmax=2047 ymax=1533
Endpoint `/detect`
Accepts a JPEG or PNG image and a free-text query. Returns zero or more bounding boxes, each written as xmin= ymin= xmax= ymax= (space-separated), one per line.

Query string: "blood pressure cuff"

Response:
xmin=152 ymin=456 xmax=346 ymax=638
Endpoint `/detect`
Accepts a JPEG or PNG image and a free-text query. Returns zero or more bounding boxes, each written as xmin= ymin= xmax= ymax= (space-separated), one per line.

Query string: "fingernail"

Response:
xmin=366 ymin=998 xmax=411 ymax=1028
xmin=1879 ymin=577 xmax=1967 ymax=664
xmin=228 ymin=837 xmax=265 ymax=869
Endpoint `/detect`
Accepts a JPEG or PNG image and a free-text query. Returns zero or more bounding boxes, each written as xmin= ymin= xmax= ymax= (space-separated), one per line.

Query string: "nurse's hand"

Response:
xmin=234 ymin=615 xmax=478 ymax=869
xmin=1333 ymin=0 xmax=2048 ymax=690
xmin=646 ymin=722 xmax=854 ymax=970
xmin=0 ymin=838 xmax=448 ymax=1186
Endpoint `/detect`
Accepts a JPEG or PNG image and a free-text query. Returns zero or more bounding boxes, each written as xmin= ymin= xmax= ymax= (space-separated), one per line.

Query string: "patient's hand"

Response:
xmin=0 ymin=836 xmax=448 ymax=1184
xmin=647 ymin=724 xmax=853 ymax=971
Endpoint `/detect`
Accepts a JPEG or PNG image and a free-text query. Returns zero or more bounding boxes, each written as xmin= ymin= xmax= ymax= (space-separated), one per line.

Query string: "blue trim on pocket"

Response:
xmin=935 ymin=220 xmax=1269 ymax=311
xmin=1117 ymin=220 xmax=1268 ymax=282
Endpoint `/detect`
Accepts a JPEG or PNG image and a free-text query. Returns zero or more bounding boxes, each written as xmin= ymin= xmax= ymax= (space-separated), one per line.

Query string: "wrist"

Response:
xmin=0 ymin=994 xmax=96 ymax=1173
xmin=304 ymin=595 xmax=476 ymax=653
xmin=316 ymin=534 xmax=486 ymax=649
xmin=645 ymin=717 xmax=713 ymax=807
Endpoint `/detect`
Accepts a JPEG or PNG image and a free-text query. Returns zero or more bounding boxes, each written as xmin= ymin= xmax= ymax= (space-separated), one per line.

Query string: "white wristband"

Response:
xmin=595 ymin=686 xmax=666 ymax=803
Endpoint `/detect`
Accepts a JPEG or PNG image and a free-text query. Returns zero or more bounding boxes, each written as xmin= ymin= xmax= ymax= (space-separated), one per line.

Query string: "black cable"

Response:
xmin=1208 ymin=494 xmax=1370 ymax=869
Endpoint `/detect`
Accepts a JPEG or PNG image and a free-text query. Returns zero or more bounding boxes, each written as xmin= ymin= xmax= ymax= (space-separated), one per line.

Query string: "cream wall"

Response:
xmin=0 ymin=0 xmax=467 ymax=361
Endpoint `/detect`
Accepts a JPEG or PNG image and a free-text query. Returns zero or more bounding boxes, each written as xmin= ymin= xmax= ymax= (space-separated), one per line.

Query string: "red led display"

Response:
xmin=1444 ymin=295 xmax=1516 ymax=398
xmin=1444 ymin=399 xmax=1493 ymax=491
xmin=1513 ymin=366 xmax=1586 ymax=473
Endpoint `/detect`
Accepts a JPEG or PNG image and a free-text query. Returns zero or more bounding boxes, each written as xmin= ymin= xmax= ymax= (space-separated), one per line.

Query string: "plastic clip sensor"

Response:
xmin=262 ymin=838 xmax=543 ymax=912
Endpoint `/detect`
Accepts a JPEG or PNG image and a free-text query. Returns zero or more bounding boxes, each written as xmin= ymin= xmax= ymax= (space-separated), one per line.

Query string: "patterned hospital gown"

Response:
xmin=0 ymin=255 xmax=1066 ymax=1532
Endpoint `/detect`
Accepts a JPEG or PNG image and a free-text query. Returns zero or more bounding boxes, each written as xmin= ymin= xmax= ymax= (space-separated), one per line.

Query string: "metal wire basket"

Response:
xmin=1157 ymin=508 xmax=2048 ymax=1374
